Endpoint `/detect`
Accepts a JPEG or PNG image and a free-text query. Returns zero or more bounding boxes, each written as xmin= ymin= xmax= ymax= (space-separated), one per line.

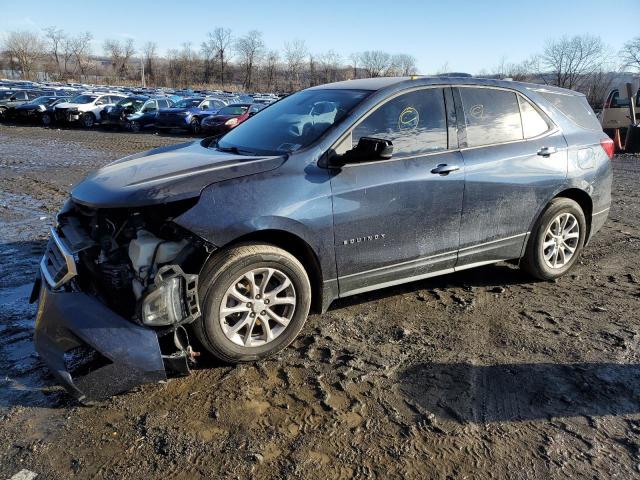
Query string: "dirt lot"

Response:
xmin=1 ymin=124 xmax=640 ymax=479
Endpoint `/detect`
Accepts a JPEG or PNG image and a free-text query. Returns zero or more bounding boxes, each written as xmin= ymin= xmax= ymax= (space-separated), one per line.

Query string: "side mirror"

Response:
xmin=327 ymin=137 xmax=393 ymax=167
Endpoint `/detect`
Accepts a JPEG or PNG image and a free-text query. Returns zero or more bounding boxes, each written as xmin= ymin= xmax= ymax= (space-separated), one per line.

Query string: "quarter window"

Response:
xmin=460 ymin=88 xmax=523 ymax=147
xmin=352 ymin=88 xmax=448 ymax=156
xmin=518 ymin=96 xmax=550 ymax=138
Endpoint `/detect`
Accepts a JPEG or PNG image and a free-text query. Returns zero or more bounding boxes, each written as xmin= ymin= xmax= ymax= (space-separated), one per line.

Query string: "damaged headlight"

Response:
xmin=141 ymin=265 xmax=200 ymax=326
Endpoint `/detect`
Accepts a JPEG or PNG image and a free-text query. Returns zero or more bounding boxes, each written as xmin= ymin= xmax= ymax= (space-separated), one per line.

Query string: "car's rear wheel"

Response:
xmin=190 ymin=117 xmax=201 ymax=134
xmin=193 ymin=243 xmax=311 ymax=363
xmin=0 ymin=107 xmax=7 ymax=120
xmin=521 ymin=197 xmax=586 ymax=280
xmin=81 ymin=112 xmax=95 ymax=128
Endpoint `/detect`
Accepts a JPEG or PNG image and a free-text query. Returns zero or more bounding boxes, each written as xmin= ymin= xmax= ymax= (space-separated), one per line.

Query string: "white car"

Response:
xmin=53 ymin=92 xmax=125 ymax=128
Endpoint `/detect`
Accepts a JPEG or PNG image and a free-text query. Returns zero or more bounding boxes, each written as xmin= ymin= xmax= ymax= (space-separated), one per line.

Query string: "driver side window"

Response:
xmin=352 ymin=88 xmax=448 ymax=157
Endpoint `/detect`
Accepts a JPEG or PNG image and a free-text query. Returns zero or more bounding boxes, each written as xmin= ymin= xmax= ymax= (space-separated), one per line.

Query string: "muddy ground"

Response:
xmin=1 ymin=123 xmax=640 ymax=479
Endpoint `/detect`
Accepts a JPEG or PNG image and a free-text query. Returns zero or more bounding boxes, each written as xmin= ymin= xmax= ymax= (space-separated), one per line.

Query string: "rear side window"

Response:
xmin=353 ymin=88 xmax=448 ymax=156
xmin=538 ymin=91 xmax=601 ymax=131
xmin=518 ymin=96 xmax=550 ymax=138
xmin=459 ymin=88 xmax=523 ymax=147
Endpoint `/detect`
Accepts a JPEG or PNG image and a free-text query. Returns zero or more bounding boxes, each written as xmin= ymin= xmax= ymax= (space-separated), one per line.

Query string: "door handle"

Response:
xmin=430 ymin=163 xmax=460 ymax=175
xmin=537 ymin=146 xmax=558 ymax=157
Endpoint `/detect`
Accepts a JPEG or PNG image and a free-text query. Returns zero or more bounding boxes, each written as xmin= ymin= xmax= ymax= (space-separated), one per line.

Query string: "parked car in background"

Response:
xmin=200 ymin=103 xmax=251 ymax=134
xmin=101 ymin=96 xmax=174 ymax=132
xmin=54 ymin=93 xmax=126 ymax=128
xmin=41 ymin=98 xmax=73 ymax=126
xmin=155 ymin=97 xmax=228 ymax=133
xmin=6 ymin=95 xmax=68 ymax=122
xmin=0 ymin=90 xmax=48 ymax=119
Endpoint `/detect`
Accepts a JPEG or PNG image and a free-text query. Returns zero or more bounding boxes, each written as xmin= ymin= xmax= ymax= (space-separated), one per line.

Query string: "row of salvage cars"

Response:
xmin=0 ymin=86 xmax=277 ymax=135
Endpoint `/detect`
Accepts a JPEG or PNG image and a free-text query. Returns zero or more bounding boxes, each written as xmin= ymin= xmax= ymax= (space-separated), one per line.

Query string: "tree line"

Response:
xmin=1 ymin=28 xmax=639 ymax=103
xmin=0 ymin=27 xmax=419 ymax=92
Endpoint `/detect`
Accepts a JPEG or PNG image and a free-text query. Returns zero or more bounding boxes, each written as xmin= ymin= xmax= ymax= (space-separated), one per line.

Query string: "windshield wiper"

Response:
xmin=217 ymin=145 xmax=255 ymax=156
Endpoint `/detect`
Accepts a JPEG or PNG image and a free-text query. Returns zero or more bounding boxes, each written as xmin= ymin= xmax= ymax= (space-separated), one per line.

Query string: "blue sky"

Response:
xmin=1 ymin=0 xmax=635 ymax=73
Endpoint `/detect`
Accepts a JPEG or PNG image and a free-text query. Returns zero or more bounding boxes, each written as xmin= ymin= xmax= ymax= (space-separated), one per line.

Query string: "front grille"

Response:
xmin=41 ymin=227 xmax=77 ymax=289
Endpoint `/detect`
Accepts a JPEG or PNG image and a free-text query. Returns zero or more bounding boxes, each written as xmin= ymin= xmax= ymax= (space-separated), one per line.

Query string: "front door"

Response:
xmin=330 ymin=87 xmax=465 ymax=296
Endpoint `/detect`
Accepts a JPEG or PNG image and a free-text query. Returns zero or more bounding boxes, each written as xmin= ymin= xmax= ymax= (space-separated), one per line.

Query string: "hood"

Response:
xmin=54 ymin=102 xmax=77 ymax=109
xmin=207 ymin=114 xmax=238 ymax=123
xmin=71 ymin=140 xmax=286 ymax=208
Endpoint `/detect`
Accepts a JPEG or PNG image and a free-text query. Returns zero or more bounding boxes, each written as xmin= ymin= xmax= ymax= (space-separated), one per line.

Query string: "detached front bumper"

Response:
xmin=33 ymin=277 xmax=167 ymax=402
xmin=31 ymin=226 xmax=196 ymax=403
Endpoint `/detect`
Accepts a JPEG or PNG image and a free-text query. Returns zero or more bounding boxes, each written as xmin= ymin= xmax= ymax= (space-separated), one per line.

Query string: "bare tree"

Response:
xmin=235 ymin=30 xmax=265 ymax=89
xmin=359 ymin=50 xmax=391 ymax=77
xmin=263 ymin=50 xmax=280 ymax=91
xmin=2 ymin=30 xmax=45 ymax=79
xmin=43 ymin=27 xmax=65 ymax=79
xmin=142 ymin=41 xmax=157 ymax=84
xmin=390 ymin=53 xmax=417 ymax=76
xmin=209 ymin=27 xmax=233 ymax=85
xmin=69 ymin=32 xmax=92 ymax=79
xmin=284 ymin=39 xmax=307 ymax=90
xmin=104 ymin=38 xmax=136 ymax=80
xmin=348 ymin=52 xmax=361 ymax=79
xmin=317 ymin=50 xmax=342 ymax=83
xmin=582 ymin=69 xmax=613 ymax=109
xmin=540 ymin=34 xmax=607 ymax=90
xmin=620 ymin=36 xmax=640 ymax=72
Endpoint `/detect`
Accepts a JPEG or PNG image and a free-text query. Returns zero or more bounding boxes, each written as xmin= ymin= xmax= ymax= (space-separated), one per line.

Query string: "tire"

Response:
xmin=128 ymin=121 xmax=140 ymax=133
xmin=189 ymin=117 xmax=201 ymax=134
xmin=521 ymin=197 xmax=586 ymax=280
xmin=41 ymin=113 xmax=52 ymax=126
xmin=81 ymin=112 xmax=95 ymax=128
xmin=193 ymin=243 xmax=311 ymax=363
xmin=0 ymin=107 xmax=6 ymax=120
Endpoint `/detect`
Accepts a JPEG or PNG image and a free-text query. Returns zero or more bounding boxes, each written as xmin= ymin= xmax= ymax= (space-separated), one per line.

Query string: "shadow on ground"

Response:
xmin=399 ymin=361 xmax=640 ymax=423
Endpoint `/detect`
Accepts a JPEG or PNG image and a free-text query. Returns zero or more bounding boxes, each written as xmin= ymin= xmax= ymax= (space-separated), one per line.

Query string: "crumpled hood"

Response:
xmin=71 ymin=140 xmax=286 ymax=208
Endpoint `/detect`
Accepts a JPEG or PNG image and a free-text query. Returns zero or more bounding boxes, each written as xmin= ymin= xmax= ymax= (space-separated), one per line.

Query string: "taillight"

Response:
xmin=600 ymin=137 xmax=614 ymax=159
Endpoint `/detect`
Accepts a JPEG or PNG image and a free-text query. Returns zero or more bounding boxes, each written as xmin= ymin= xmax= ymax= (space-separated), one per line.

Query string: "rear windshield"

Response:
xmin=538 ymin=91 xmax=601 ymax=131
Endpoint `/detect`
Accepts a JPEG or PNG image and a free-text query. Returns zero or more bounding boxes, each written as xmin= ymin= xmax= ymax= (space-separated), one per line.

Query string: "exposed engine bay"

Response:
xmin=49 ymin=198 xmax=212 ymax=376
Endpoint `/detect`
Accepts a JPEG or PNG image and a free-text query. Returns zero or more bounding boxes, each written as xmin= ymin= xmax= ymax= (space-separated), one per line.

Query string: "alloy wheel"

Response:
xmin=542 ymin=212 xmax=580 ymax=269
xmin=219 ymin=267 xmax=296 ymax=347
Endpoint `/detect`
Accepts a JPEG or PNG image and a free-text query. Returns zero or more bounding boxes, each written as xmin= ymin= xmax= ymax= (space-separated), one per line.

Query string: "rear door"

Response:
xmin=331 ymin=87 xmax=465 ymax=295
xmin=455 ymin=86 xmax=567 ymax=268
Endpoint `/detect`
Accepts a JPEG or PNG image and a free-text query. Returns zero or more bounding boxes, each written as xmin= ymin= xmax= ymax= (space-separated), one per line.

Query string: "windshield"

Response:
xmin=70 ymin=94 xmax=97 ymax=104
xmin=0 ymin=91 xmax=15 ymax=99
xmin=28 ymin=96 xmax=55 ymax=105
xmin=173 ymin=98 xmax=203 ymax=108
xmin=117 ymin=98 xmax=145 ymax=110
xmin=218 ymin=89 xmax=371 ymax=154
xmin=217 ymin=105 xmax=249 ymax=116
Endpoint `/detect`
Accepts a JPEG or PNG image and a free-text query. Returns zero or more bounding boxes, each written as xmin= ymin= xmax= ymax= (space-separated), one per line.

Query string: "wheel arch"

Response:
xmin=522 ymin=187 xmax=594 ymax=258
xmin=552 ymin=188 xmax=593 ymax=239
xmin=223 ymin=229 xmax=325 ymax=314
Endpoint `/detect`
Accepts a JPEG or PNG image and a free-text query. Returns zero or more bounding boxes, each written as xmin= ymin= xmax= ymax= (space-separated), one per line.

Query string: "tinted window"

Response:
xmin=518 ymin=96 xmax=550 ymax=138
xmin=143 ymin=101 xmax=157 ymax=111
xmin=538 ymin=91 xmax=601 ymax=131
xmin=353 ymin=88 xmax=448 ymax=156
xmin=460 ymin=88 xmax=523 ymax=147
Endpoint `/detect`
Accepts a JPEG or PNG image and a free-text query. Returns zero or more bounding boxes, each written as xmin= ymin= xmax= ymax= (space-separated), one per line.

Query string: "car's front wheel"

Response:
xmin=193 ymin=243 xmax=311 ymax=363
xmin=41 ymin=113 xmax=52 ymax=126
xmin=190 ymin=117 xmax=201 ymax=134
xmin=127 ymin=121 xmax=141 ymax=133
xmin=521 ymin=197 xmax=586 ymax=280
xmin=81 ymin=112 xmax=95 ymax=128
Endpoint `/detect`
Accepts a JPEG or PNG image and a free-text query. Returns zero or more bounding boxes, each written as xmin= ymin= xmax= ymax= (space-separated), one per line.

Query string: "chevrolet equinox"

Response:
xmin=32 ymin=77 xmax=613 ymax=401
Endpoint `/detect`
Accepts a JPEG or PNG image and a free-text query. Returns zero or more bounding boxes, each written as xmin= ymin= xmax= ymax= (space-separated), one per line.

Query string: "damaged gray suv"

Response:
xmin=33 ymin=77 xmax=612 ymax=401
